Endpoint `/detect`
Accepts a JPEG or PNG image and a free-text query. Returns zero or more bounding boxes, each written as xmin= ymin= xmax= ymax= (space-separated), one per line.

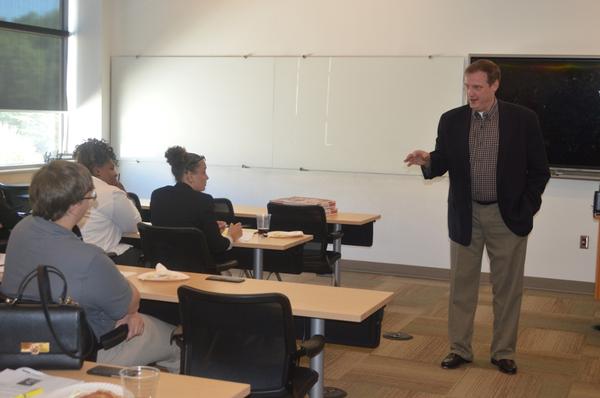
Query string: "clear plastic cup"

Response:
xmin=256 ymin=213 xmax=271 ymax=236
xmin=119 ymin=365 xmax=160 ymax=398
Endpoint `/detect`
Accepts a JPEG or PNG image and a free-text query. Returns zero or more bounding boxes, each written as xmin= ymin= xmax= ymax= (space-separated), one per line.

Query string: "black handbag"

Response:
xmin=0 ymin=265 xmax=94 ymax=369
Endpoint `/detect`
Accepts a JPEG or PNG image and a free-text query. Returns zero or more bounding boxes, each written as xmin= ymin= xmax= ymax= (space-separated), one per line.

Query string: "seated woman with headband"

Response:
xmin=150 ymin=146 xmax=242 ymax=260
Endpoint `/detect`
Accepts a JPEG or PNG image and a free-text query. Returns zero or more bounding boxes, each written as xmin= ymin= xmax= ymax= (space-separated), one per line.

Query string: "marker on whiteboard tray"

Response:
xmin=241 ymin=164 xmax=250 ymax=168
xmin=299 ymin=167 xmax=308 ymax=171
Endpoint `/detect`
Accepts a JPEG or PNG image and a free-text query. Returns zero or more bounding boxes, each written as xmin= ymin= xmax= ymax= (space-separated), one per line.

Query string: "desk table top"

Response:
xmin=47 ymin=361 xmax=250 ymax=398
xmin=119 ymin=265 xmax=393 ymax=322
xmin=233 ymin=205 xmax=381 ymax=226
xmin=123 ymin=228 xmax=312 ymax=251
xmin=139 ymin=199 xmax=381 ymax=226
xmin=232 ymin=229 xmax=312 ymax=250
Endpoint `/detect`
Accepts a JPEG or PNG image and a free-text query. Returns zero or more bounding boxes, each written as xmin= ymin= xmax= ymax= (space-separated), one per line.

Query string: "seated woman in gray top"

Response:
xmin=0 ymin=161 xmax=179 ymax=371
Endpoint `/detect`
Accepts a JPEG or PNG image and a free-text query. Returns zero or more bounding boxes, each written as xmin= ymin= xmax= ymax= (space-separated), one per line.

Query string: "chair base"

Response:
xmin=324 ymin=386 xmax=347 ymax=398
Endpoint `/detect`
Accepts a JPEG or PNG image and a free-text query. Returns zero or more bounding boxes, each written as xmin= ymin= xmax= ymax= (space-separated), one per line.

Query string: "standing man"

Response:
xmin=405 ymin=59 xmax=550 ymax=374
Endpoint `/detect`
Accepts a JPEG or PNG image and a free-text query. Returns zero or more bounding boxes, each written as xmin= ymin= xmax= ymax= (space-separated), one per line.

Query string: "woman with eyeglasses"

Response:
xmin=73 ymin=138 xmax=142 ymax=265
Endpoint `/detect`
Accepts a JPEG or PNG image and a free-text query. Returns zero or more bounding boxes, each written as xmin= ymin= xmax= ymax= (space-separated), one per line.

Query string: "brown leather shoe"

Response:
xmin=491 ymin=358 xmax=517 ymax=374
xmin=441 ymin=353 xmax=471 ymax=369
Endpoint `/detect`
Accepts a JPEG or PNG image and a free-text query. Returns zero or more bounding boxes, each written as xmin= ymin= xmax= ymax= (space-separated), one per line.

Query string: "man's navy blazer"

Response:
xmin=423 ymin=100 xmax=550 ymax=246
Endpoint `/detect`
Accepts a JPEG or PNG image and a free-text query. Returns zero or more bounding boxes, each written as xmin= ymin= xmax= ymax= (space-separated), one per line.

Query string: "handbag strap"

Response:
xmin=15 ymin=265 xmax=68 ymax=303
xmin=36 ymin=265 xmax=96 ymax=359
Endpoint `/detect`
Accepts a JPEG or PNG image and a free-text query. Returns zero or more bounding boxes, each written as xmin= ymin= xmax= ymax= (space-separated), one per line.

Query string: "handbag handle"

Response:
xmin=36 ymin=265 xmax=95 ymax=359
xmin=14 ymin=265 xmax=68 ymax=303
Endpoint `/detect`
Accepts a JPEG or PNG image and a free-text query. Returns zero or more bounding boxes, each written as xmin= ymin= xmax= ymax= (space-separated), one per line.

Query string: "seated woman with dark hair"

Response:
xmin=151 ymin=146 xmax=242 ymax=258
xmin=73 ymin=138 xmax=142 ymax=265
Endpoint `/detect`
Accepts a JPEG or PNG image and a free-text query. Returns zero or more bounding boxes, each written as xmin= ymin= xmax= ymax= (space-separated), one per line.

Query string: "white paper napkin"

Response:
xmin=136 ymin=263 xmax=190 ymax=281
xmin=266 ymin=231 xmax=304 ymax=238
xmin=239 ymin=230 xmax=254 ymax=242
xmin=155 ymin=263 xmax=170 ymax=275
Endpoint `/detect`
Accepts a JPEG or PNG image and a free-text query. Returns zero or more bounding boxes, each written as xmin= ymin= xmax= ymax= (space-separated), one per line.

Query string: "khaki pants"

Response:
xmin=97 ymin=314 xmax=180 ymax=373
xmin=448 ymin=202 xmax=528 ymax=361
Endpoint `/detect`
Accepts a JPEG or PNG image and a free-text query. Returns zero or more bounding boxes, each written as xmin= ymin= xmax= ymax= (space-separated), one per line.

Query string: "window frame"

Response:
xmin=0 ymin=0 xmax=70 ymax=169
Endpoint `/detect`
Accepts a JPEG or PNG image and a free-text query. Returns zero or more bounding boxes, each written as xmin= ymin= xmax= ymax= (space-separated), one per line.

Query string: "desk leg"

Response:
xmin=253 ymin=248 xmax=263 ymax=280
xmin=594 ymin=217 xmax=599 ymax=331
xmin=333 ymin=224 xmax=342 ymax=287
xmin=309 ymin=318 xmax=325 ymax=398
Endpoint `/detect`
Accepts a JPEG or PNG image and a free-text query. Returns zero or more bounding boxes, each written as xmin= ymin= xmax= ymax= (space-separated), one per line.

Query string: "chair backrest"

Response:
xmin=178 ymin=286 xmax=297 ymax=396
xmin=137 ymin=223 xmax=217 ymax=274
xmin=126 ymin=192 xmax=143 ymax=214
xmin=213 ymin=197 xmax=236 ymax=224
xmin=0 ymin=183 xmax=31 ymax=215
xmin=267 ymin=202 xmax=328 ymax=254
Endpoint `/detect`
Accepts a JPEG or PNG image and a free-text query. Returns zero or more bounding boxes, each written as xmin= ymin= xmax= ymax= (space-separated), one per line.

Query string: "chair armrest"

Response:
xmin=328 ymin=231 xmax=344 ymax=240
xmin=98 ymin=324 xmax=128 ymax=350
xmin=215 ymin=259 xmax=238 ymax=273
xmin=170 ymin=325 xmax=184 ymax=348
xmin=296 ymin=334 xmax=325 ymax=359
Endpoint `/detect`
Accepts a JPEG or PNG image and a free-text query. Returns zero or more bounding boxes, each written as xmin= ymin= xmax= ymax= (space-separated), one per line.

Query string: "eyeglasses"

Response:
xmin=83 ymin=191 xmax=97 ymax=200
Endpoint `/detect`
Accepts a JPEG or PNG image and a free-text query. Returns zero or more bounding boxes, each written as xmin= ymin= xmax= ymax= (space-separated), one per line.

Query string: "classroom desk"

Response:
xmin=123 ymin=228 xmax=312 ymax=280
xmin=138 ymin=200 xmax=381 ymax=285
xmin=47 ymin=361 xmax=250 ymax=398
xmin=233 ymin=229 xmax=312 ymax=280
xmin=118 ymin=265 xmax=394 ymax=398
xmin=233 ymin=205 xmax=381 ymax=286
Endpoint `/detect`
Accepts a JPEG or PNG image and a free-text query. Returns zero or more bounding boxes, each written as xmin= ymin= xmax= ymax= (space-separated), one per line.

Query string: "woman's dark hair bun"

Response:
xmin=165 ymin=146 xmax=187 ymax=167
xmin=165 ymin=145 xmax=205 ymax=182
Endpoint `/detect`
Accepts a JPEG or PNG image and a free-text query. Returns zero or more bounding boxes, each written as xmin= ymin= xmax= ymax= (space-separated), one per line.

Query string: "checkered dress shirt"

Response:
xmin=469 ymin=100 xmax=499 ymax=202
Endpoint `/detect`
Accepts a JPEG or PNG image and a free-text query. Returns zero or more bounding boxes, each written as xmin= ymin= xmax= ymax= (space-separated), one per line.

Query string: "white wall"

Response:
xmin=67 ymin=0 xmax=111 ymax=146
xmin=98 ymin=0 xmax=600 ymax=282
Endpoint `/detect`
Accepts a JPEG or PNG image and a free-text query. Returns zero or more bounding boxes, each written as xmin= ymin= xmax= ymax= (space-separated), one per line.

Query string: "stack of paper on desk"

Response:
xmin=0 ymin=367 xmax=79 ymax=397
xmin=270 ymin=196 xmax=338 ymax=215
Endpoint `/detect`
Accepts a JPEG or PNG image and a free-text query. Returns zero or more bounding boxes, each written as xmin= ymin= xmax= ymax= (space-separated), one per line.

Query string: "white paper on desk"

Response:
xmin=0 ymin=367 xmax=80 ymax=396
xmin=267 ymin=230 xmax=304 ymax=238
xmin=239 ymin=230 xmax=254 ymax=242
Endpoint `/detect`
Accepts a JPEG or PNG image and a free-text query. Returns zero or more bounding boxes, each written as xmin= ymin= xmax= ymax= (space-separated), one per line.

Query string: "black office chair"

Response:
xmin=177 ymin=286 xmax=324 ymax=398
xmin=0 ymin=183 xmax=31 ymax=215
xmin=137 ymin=222 xmax=237 ymax=274
xmin=266 ymin=203 xmax=342 ymax=277
xmin=0 ymin=195 xmax=25 ymax=252
xmin=213 ymin=197 xmax=236 ymax=224
xmin=126 ymin=192 xmax=143 ymax=214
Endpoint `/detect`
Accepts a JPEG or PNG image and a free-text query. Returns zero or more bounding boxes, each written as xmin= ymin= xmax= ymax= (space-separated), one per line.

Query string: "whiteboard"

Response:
xmin=111 ymin=57 xmax=275 ymax=166
xmin=111 ymin=56 xmax=465 ymax=174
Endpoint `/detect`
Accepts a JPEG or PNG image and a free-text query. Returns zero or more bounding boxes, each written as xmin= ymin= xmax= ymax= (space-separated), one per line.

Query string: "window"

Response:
xmin=0 ymin=0 xmax=68 ymax=168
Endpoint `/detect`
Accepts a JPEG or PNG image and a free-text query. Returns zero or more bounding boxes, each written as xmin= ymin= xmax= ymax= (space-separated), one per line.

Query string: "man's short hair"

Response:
xmin=465 ymin=59 xmax=501 ymax=85
xmin=30 ymin=160 xmax=94 ymax=221
xmin=73 ymin=138 xmax=118 ymax=173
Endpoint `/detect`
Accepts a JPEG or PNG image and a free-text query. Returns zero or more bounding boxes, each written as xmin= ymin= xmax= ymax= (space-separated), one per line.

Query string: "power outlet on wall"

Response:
xmin=580 ymin=235 xmax=589 ymax=249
